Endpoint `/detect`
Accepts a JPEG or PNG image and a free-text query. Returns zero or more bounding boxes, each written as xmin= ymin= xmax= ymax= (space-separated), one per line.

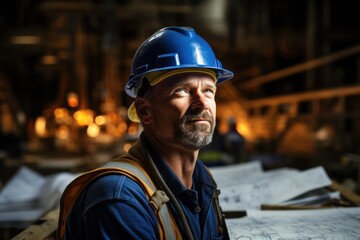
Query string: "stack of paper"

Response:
xmin=0 ymin=166 xmax=77 ymax=227
xmin=210 ymin=161 xmax=360 ymax=239
xmin=210 ymin=161 xmax=334 ymax=210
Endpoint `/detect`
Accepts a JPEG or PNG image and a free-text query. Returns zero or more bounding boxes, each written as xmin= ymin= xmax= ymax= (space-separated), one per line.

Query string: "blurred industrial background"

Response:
xmin=0 ymin=0 xmax=360 ymax=205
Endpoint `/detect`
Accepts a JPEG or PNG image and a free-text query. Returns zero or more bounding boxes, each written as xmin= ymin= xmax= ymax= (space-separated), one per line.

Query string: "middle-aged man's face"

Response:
xmin=145 ymin=72 xmax=217 ymax=150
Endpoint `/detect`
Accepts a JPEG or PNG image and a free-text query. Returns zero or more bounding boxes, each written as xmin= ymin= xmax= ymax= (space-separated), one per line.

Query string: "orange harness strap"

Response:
xmin=57 ymin=159 xmax=181 ymax=240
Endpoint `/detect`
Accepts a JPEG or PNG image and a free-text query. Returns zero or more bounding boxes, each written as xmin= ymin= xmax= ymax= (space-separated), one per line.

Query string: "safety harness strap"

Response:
xmin=102 ymin=161 xmax=175 ymax=239
xmin=57 ymin=159 xmax=177 ymax=240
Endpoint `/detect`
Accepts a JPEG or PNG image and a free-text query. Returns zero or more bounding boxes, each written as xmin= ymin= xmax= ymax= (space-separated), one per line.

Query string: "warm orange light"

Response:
xmin=87 ymin=123 xmax=100 ymax=138
xmin=10 ymin=35 xmax=41 ymax=45
xmin=95 ymin=115 xmax=106 ymax=125
xmin=128 ymin=124 xmax=138 ymax=135
xmin=41 ymin=55 xmax=57 ymax=65
xmin=54 ymin=108 xmax=69 ymax=123
xmin=74 ymin=109 xmax=93 ymax=126
xmin=56 ymin=125 xmax=69 ymax=140
xmin=67 ymin=92 xmax=79 ymax=108
xmin=123 ymin=143 xmax=132 ymax=152
xmin=315 ymin=125 xmax=335 ymax=141
xmin=108 ymin=112 xmax=117 ymax=122
xmin=118 ymin=121 xmax=127 ymax=135
xmin=35 ymin=116 xmax=47 ymax=137
xmin=236 ymin=122 xmax=248 ymax=136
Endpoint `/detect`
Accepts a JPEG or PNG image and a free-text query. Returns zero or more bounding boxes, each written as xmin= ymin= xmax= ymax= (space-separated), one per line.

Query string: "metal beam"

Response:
xmin=247 ymin=85 xmax=360 ymax=108
xmin=239 ymin=44 xmax=360 ymax=89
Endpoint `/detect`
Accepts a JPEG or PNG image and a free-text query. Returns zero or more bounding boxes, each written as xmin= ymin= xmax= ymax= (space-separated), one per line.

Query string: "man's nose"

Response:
xmin=190 ymin=92 xmax=210 ymax=111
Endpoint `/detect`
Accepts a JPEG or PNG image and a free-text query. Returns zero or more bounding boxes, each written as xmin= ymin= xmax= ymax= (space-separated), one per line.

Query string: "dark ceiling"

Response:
xmin=0 ymin=0 xmax=359 ymax=119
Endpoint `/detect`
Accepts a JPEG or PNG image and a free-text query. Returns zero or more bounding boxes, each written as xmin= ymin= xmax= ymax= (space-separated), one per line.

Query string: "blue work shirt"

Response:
xmin=65 ymin=137 xmax=224 ymax=240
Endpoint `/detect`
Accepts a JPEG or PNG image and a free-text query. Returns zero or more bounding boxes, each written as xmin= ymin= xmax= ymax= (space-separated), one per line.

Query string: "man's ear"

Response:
xmin=134 ymin=98 xmax=152 ymax=124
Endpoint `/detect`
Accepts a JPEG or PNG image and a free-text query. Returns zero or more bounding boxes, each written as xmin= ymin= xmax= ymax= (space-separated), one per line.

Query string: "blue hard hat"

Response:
xmin=125 ymin=26 xmax=234 ymax=98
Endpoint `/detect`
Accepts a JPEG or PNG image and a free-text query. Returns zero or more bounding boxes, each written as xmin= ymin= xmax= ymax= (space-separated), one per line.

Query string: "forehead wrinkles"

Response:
xmin=158 ymin=73 xmax=216 ymax=91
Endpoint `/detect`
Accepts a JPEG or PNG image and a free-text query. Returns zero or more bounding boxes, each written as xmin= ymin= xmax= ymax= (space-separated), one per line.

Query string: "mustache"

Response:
xmin=181 ymin=111 xmax=214 ymax=124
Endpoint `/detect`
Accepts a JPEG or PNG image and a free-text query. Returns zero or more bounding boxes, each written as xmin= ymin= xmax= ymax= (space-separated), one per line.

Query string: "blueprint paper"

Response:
xmin=226 ymin=207 xmax=360 ymax=240
xmin=0 ymin=166 xmax=77 ymax=223
xmin=39 ymin=172 xmax=79 ymax=210
xmin=216 ymin=166 xmax=331 ymax=210
xmin=210 ymin=161 xmax=263 ymax=188
xmin=0 ymin=166 xmax=45 ymax=205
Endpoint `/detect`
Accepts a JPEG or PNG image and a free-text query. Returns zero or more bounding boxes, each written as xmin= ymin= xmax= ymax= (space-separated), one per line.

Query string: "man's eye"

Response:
xmin=174 ymin=88 xmax=187 ymax=94
xmin=204 ymin=89 xmax=215 ymax=94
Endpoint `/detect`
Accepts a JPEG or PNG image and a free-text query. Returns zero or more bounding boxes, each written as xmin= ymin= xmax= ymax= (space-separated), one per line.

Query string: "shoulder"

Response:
xmin=71 ymin=173 xmax=157 ymax=225
xmin=81 ymin=173 xmax=149 ymax=210
xmin=66 ymin=173 xmax=159 ymax=239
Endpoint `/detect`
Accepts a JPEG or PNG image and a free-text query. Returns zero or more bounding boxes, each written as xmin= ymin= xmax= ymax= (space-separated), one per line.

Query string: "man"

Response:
xmin=61 ymin=26 xmax=233 ymax=240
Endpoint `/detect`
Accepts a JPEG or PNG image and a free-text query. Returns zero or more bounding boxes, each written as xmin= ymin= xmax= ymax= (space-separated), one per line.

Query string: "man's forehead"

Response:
xmin=160 ymin=72 xmax=216 ymax=87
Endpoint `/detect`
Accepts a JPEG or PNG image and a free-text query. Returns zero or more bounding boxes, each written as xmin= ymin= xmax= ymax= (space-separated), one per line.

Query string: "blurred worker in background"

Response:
xmin=199 ymin=118 xmax=234 ymax=166
xmin=61 ymin=26 xmax=234 ymax=240
xmin=200 ymin=117 xmax=247 ymax=166
xmin=223 ymin=117 xmax=246 ymax=163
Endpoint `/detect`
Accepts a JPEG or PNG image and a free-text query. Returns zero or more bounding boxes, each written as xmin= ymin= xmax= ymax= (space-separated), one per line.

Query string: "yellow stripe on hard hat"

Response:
xmin=147 ymin=68 xmax=217 ymax=86
xmin=128 ymin=68 xmax=217 ymax=122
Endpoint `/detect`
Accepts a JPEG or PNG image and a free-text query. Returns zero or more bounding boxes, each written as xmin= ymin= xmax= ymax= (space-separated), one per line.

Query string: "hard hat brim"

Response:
xmin=127 ymin=68 xmax=230 ymax=122
xmin=125 ymin=66 xmax=234 ymax=98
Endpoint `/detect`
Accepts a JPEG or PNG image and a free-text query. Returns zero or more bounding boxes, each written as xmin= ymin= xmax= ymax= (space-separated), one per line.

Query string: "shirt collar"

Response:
xmin=142 ymin=135 xmax=216 ymax=196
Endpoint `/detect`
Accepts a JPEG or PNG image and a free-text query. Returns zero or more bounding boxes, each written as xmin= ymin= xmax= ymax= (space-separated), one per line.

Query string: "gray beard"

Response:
xmin=175 ymin=112 xmax=215 ymax=150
